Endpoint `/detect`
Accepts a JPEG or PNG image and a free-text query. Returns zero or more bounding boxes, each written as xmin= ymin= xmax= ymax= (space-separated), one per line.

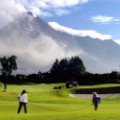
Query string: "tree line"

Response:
xmin=0 ymin=55 xmax=120 ymax=91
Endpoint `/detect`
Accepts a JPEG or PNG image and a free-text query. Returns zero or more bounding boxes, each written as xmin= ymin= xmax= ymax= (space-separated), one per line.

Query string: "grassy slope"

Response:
xmin=0 ymin=83 xmax=120 ymax=120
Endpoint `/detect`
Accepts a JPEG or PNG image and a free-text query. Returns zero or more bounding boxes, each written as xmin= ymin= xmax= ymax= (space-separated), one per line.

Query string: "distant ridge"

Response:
xmin=0 ymin=12 xmax=120 ymax=74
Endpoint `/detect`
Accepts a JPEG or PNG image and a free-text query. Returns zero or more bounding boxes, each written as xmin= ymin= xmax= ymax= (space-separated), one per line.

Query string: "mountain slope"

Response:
xmin=0 ymin=12 xmax=120 ymax=74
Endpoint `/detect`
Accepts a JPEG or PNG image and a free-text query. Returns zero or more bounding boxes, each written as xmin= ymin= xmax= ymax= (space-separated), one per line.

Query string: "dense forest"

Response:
xmin=2 ymin=70 xmax=120 ymax=84
xmin=0 ymin=55 xmax=120 ymax=90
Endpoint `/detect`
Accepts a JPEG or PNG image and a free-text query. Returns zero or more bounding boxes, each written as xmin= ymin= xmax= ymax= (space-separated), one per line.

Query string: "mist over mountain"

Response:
xmin=0 ymin=12 xmax=120 ymax=74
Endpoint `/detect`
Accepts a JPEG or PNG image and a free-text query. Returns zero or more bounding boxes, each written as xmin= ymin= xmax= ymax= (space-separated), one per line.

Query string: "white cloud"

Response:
xmin=114 ymin=40 xmax=120 ymax=45
xmin=18 ymin=0 xmax=89 ymax=17
xmin=0 ymin=31 xmax=82 ymax=74
xmin=91 ymin=15 xmax=120 ymax=24
xmin=42 ymin=0 xmax=88 ymax=7
xmin=0 ymin=0 xmax=26 ymax=29
xmin=0 ymin=0 xmax=89 ymax=28
xmin=54 ymin=9 xmax=70 ymax=16
xmin=48 ymin=21 xmax=112 ymax=40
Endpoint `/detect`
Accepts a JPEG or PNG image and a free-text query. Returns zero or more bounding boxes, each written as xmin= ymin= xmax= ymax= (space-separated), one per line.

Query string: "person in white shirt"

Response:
xmin=17 ymin=89 xmax=28 ymax=113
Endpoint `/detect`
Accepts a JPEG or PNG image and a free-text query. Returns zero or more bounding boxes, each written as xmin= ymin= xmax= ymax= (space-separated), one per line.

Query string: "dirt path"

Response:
xmin=69 ymin=94 xmax=120 ymax=99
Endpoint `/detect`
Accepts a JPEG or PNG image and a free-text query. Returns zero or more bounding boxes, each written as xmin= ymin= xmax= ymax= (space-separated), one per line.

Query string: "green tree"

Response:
xmin=0 ymin=55 xmax=17 ymax=91
xmin=69 ymin=56 xmax=86 ymax=77
xmin=50 ymin=56 xmax=86 ymax=82
xmin=58 ymin=58 xmax=69 ymax=81
xmin=50 ymin=59 xmax=59 ymax=73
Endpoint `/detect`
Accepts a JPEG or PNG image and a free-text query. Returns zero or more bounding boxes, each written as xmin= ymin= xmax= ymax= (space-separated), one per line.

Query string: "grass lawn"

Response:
xmin=0 ymin=83 xmax=120 ymax=120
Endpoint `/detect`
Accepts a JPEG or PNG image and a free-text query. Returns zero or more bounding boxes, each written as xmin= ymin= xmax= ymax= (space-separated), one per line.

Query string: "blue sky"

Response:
xmin=1 ymin=0 xmax=120 ymax=43
xmin=41 ymin=0 xmax=120 ymax=42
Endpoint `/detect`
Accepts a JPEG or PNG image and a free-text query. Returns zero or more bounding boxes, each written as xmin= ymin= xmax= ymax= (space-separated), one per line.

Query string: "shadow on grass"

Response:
xmin=76 ymin=86 xmax=120 ymax=94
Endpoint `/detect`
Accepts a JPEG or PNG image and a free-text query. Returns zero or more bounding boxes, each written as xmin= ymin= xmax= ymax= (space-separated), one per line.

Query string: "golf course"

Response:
xmin=0 ymin=83 xmax=120 ymax=120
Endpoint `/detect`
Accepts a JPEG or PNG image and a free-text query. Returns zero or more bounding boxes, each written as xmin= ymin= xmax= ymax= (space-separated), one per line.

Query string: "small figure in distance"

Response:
xmin=66 ymin=81 xmax=72 ymax=88
xmin=17 ymin=89 xmax=28 ymax=114
xmin=92 ymin=92 xmax=101 ymax=111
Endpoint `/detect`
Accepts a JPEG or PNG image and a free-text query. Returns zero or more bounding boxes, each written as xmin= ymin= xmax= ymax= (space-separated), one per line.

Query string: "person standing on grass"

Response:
xmin=17 ymin=89 xmax=28 ymax=113
xmin=92 ymin=92 xmax=101 ymax=111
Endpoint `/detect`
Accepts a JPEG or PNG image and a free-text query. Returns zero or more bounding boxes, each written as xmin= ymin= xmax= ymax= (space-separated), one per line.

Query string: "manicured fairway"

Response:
xmin=0 ymin=84 xmax=120 ymax=120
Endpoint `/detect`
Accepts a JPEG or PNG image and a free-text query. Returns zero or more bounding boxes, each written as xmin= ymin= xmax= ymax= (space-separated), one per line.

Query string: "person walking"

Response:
xmin=92 ymin=92 xmax=101 ymax=111
xmin=17 ymin=89 xmax=28 ymax=113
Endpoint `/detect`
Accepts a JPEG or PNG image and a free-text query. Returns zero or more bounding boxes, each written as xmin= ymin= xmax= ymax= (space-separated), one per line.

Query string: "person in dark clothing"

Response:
xmin=17 ymin=89 xmax=28 ymax=113
xmin=92 ymin=92 xmax=101 ymax=110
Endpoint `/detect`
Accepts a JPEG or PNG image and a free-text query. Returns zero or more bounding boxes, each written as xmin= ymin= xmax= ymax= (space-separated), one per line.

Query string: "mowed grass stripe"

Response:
xmin=0 ymin=84 xmax=119 ymax=120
